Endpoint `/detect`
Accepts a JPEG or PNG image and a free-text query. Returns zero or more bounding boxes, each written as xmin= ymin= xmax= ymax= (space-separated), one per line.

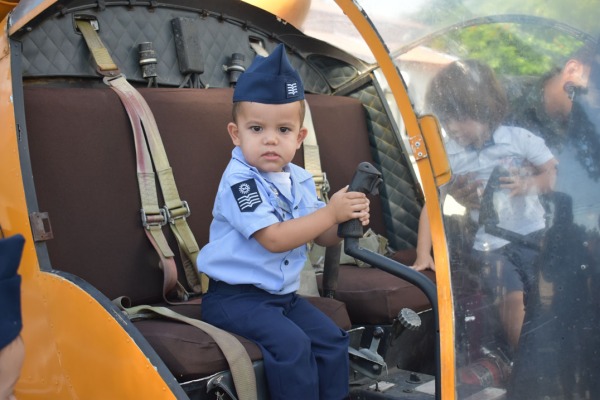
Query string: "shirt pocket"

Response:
xmin=296 ymin=199 xmax=322 ymax=218
xmin=269 ymin=195 xmax=293 ymax=221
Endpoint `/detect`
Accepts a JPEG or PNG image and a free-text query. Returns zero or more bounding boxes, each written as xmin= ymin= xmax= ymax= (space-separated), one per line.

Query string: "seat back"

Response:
xmin=24 ymin=86 xmax=385 ymax=305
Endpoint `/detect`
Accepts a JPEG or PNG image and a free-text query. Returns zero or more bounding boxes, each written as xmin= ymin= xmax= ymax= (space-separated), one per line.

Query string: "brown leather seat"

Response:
xmin=24 ymin=85 xmax=432 ymax=381
xmin=137 ymin=297 xmax=350 ymax=381
xmin=23 ymin=87 xmax=357 ymax=381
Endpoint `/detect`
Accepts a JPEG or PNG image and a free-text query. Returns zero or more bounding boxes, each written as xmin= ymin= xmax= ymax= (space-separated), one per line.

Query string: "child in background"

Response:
xmin=413 ymin=60 xmax=557 ymax=353
xmin=197 ymin=44 xmax=370 ymax=400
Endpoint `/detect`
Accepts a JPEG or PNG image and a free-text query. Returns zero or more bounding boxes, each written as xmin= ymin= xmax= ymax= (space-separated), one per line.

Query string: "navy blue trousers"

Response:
xmin=201 ymin=280 xmax=349 ymax=400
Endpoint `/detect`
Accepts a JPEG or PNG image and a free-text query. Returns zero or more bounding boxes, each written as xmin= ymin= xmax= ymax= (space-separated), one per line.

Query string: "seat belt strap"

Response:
xmin=76 ymin=18 xmax=205 ymax=296
xmin=76 ymin=18 xmax=182 ymax=301
xmin=302 ymin=100 xmax=330 ymax=202
xmin=123 ymin=304 xmax=258 ymax=400
xmin=75 ymin=18 xmax=118 ymax=73
xmin=77 ymin=20 xmax=257 ymax=399
xmin=105 ymin=75 xmax=205 ymax=294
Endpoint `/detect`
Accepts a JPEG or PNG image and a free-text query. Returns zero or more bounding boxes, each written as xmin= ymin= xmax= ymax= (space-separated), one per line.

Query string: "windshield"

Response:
xmin=307 ymin=1 xmax=600 ymax=399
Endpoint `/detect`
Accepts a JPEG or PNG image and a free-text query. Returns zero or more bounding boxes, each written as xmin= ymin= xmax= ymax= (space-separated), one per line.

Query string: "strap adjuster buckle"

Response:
xmin=141 ymin=208 xmax=168 ymax=228
xmin=313 ymin=172 xmax=330 ymax=202
xmin=164 ymin=201 xmax=191 ymax=224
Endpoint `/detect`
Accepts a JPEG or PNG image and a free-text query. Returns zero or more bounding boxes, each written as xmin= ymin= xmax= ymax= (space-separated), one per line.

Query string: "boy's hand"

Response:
xmin=500 ymin=166 xmax=535 ymax=196
xmin=500 ymin=174 xmax=530 ymax=196
xmin=327 ymin=186 xmax=370 ymax=225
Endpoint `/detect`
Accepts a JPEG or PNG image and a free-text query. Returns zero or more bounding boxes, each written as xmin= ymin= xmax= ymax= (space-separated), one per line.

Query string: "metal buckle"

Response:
xmin=314 ymin=172 xmax=330 ymax=202
xmin=164 ymin=201 xmax=191 ymax=224
xmin=321 ymin=172 xmax=331 ymax=196
xmin=141 ymin=208 xmax=168 ymax=228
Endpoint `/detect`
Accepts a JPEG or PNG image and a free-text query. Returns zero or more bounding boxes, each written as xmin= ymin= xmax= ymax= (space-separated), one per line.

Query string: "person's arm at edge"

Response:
xmin=412 ymin=207 xmax=436 ymax=271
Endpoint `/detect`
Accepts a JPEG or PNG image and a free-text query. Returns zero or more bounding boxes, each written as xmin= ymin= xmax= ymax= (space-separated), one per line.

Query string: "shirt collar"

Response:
xmin=466 ymin=135 xmax=495 ymax=152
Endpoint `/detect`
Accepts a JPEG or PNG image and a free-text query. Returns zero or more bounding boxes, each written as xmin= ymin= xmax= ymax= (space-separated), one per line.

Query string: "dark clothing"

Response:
xmin=507 ymin=70 xmax=569 ymax=150
xmin=202 ymin=280 xmax=350 ymax=400
xmin=505 ymin=70 xmax=600 ymax=400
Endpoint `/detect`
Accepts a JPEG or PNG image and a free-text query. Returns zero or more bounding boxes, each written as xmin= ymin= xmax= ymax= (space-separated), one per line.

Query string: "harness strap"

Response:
xmin=76 ymin=19 xmax=182 ymax=301
xmin=75 ymin=18 xmax=119 ymax=74
xmin=302 ymin=99 xmax=330 ymax=202
xmin=76 ymin=19 xmax=257 ymax=399
xmin=76 ymin=18 xmax=205 ymax=296
xmin=106 ymin=75 xmax=205 ymax=294
xmin=124 ymin=304 xmax=258 ymax=400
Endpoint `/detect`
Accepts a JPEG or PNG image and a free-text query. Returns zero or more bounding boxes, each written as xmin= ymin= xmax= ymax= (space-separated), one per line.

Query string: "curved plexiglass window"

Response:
xmin=403 ymin=18 xmax=600 ymax=400
xmin=303 ymin=1 xmax=600 ymax=398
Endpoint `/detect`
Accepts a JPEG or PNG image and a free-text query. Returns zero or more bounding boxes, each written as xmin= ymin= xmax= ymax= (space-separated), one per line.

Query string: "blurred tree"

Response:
xmin=411 ymin=0 xmax=597 ymax=76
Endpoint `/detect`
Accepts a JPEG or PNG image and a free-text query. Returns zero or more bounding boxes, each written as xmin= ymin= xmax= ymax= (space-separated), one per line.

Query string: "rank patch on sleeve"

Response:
xmin=231 ymin=179 xmax=262 ymax=212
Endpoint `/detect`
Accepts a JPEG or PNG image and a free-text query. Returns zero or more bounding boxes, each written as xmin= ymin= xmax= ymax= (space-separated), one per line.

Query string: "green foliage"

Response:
xmin=406 ymin=0 xmax=597 ymax=77
xmin=428 ymin=24 xmax=584 ymax=76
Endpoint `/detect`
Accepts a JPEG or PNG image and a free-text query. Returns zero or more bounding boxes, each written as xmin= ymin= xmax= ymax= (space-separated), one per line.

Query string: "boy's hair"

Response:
xmin=567 ymin=40 xmax=596 ymax=66
xmin=232 ymin=100 xmax=306 ymax=125
xmin=425 ymin=59 xmax=508 ymax=131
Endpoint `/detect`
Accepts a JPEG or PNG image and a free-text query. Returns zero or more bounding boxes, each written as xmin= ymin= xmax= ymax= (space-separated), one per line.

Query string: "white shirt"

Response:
xmin=445 ymin=125 xmax=555 ymax=251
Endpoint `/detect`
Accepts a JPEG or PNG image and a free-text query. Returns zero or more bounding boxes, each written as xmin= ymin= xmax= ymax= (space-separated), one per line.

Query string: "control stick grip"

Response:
xmin=337 ymin=162 xmax=383 ymax=238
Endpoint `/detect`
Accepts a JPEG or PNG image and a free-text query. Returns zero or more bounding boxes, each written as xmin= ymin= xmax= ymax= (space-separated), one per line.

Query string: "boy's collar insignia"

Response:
xmin=231 ymin=179 xmax=262 ymax=212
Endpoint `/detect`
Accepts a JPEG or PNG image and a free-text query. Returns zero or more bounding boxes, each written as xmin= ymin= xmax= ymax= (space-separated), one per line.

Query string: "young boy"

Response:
xmin=197 ymin=43 xmax=370 ymax=400
xmin=413 ymin=60 xmax=557 ymax=353
xmin=0 ymin=234 xmax=26 ymax=400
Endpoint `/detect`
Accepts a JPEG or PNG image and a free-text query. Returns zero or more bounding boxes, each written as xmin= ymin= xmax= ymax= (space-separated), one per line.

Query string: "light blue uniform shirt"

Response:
xmin=197 ymin=147 xmax=325 ymax=294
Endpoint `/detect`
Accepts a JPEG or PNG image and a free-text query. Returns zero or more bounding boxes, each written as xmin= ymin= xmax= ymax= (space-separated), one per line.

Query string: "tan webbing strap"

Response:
xmin=75 ymin=19 xmax=118 ymax=74
xmin=108 ymin=80 xmax=180 ymax=301
xmin=106 ymin=75 xmax=205 ymax=294
xmin=302 ymin=100 xmax=330 ymax=202
xmin=77 ymin=20 xmax=257 ymax=398
xmin=76 ymin=18 xmax=205 ymax=295
xmin=249 ymin=41 xmax=269 ymax=57
xmin=76 ymin=18 xmax=181 ymax=301
xmin=124 ymin=305 xmax=258 ymax=400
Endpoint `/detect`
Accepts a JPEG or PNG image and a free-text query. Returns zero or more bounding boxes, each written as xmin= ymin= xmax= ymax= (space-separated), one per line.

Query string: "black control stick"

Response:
xmin=337 ymin=162 xmax=383 ymax=239
xmin=338 ymin=162 xmax=441 ymax=400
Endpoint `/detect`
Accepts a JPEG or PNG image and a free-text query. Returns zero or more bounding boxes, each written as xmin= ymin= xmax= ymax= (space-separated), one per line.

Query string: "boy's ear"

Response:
xmin=296 ymin=126 xmax=308 ymax=149
xmin=564 ymin=59 xmax=590 ymax=89
xmin=564 ymin=59 xmax=584 ymax=80
xmin=227 ymin=122 xmax=241 ymax=146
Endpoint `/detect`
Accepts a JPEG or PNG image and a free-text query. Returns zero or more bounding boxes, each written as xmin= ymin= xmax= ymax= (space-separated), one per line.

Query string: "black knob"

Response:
xmin=372 ymin=326 xmax=384 ymax=339
xmin=407 ymin=372 xmax=422 ymax=384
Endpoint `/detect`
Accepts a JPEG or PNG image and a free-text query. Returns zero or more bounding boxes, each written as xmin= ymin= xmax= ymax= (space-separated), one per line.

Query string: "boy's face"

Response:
xmin=228 ymin=101 xmax=307 ymax=172
xmin=445 ymin=118 xmax=490 ymax=149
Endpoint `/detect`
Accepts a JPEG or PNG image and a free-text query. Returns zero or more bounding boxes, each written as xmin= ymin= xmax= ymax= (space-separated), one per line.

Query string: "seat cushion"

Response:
xmin=317 ymin=249 xmax=436 ymax=325
xmin=136 ymin=318 xmax=262 ymax=381
xmin=136 ymin=296 xmax=351 ymax=381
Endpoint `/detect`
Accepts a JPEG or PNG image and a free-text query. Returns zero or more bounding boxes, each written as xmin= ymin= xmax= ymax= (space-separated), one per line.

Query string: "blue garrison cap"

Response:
xmin=233 ymin=43 xmax=304 ymax=104
xmin=0 ymin=234 xmax=25 ymax=349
